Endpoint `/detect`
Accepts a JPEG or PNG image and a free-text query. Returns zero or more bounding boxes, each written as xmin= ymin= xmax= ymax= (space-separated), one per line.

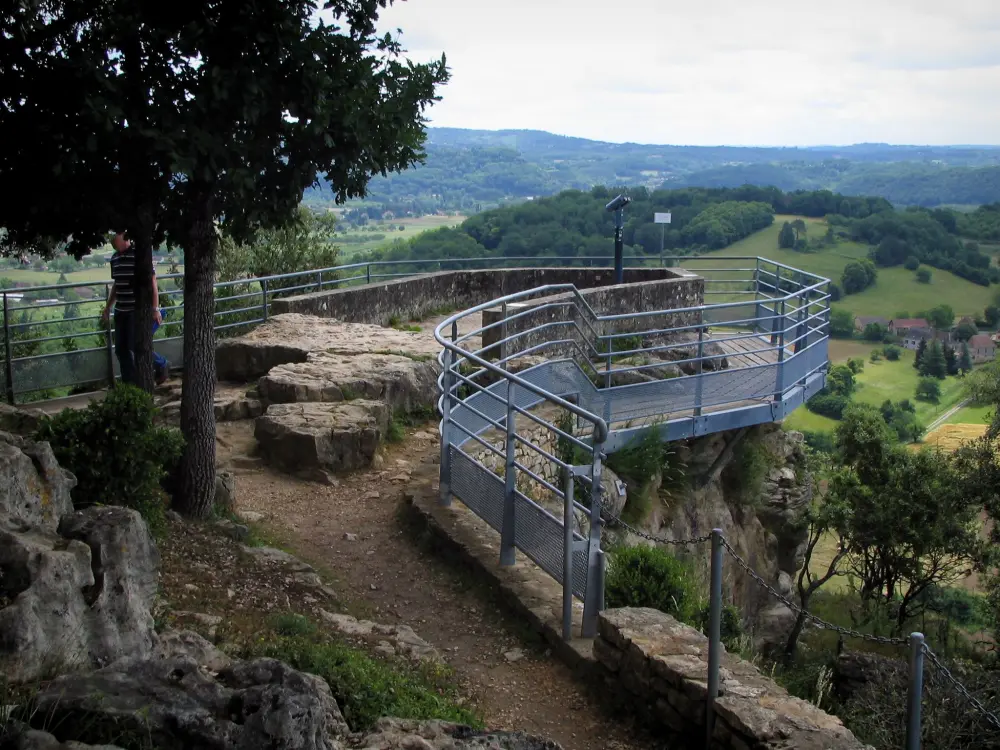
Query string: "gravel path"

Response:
xmin=226 ymin=421 xmax=664 ymax=750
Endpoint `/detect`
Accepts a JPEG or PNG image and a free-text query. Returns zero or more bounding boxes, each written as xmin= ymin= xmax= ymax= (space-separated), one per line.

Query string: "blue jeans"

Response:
xmin=152 ymin=309 xmax=168 ymax=374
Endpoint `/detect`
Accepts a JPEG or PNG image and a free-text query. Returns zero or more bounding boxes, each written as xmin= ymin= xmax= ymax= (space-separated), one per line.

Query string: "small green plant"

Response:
xmin=387 ymin=417 xmax=406 ymax=443
xmin=693 ymin=602 xmax=746 ymax=650
xmin=270 ymin=612 xmax=317 ymax=637
xmin=725 ymin=433 xmax=780 ymax=506
xmin=34 ymin=385 xmax=184 ymax=536
xmin=605 ymin=545 xmax=699 ymax=621
xmin=240 ymin=630 xmax=480 ymax=731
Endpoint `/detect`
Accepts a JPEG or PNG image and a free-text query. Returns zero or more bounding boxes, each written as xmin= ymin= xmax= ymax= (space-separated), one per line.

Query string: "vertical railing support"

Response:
xmin=581 ymin=435 xmax=605 ymax=638
xmin=694 ymin=312 xmax=705 ymax=417
xmin=2 ymin=293 xmax=15 ymax=405
xmin=104 ymin=283 xmax=116 ymax=389
xmin=562 ymin=468 xmax=575 ymax=641
xmin=500 ymin=381 xmax=517 ymax=566
xmin=500 ymin=301 xmax=508 ymax=369
xmin=439 ymin=345 xmax=453 ymax=508
xmin=774 ymin=298 xmax=787 ymax=403
xmin=769 ymin=267 xmax=782 ymax=346
xmin=316 ymin=270 xmax=323 ymax=292
xmin=705 ymin=528 xmax=724 ymax=749
xmin=906 ymin=632 xmax=925 ymax=750
xmin=366 ymin=264 xmax=371 ymax=285
xmin=261 ymin=279 xmax=269 ymax=322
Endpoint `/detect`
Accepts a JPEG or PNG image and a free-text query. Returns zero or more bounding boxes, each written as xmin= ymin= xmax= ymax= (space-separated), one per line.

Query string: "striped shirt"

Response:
xmin=109 ymin=250 xmax=155 ymax=313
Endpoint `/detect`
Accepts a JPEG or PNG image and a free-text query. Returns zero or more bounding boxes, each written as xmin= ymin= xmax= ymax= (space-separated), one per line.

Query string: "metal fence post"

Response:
xmin=581 ymin=435 xmax=605 ymax=638
xmin=774 ymin=298 xmax=787 ymax=402
xmin=562 ymin=468 xmax=575 ymax=641
xmin=316 ymin=270 xmax=323 ymax=292
xmin=500 ymin=301 xmax=508 ymax=368
xmin=104 ymin=283 xmax=116 ymax=389
xmin=261 ymin=279 xmax=269 ymax=322
xmin=2 ymin=293 xmax=14 ymax=405
xmin=705 ymin=528 xmax=724 ymax=749
xmin=906 ymin=633 xmax=925 ymax=750
xmin=439 ymin=345 xmax=453 ymax=507
xmin=500 ymin=381 xmax=517 ymax=566
xmin=366 ymin=264 xmax=371 ymax=285
xmin=694 ymin=313 xmax=705 ymax=417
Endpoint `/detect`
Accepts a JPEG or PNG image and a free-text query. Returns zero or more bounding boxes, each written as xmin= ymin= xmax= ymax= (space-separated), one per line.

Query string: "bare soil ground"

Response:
xmin=199 ymin=419 xmax=665 ymax=750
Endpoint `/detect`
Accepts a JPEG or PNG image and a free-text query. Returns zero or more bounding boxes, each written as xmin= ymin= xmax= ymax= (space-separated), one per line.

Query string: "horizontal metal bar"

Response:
xmin=449 ymin=419 xmax=507 ymax=457
xmin=513 ymin=460 xmax=566 ymax=498
xmin=513 ymin=433 xmax=570 ymax=470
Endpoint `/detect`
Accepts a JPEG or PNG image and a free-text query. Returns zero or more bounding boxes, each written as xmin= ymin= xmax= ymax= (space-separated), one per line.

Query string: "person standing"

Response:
xmin=101 ymin=231 xmax=162 ymax=385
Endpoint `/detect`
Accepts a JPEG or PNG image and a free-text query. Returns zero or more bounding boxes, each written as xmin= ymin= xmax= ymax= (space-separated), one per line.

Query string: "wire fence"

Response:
xmin=599 ymin=510 xmax=1000 ymax=749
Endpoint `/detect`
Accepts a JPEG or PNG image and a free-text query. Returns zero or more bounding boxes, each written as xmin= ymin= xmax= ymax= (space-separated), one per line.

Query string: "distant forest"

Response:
xmin=303 ymin=128 xmax=1000 ymax=214
xmin=362 ymin=187 xmax=1000 ymax=286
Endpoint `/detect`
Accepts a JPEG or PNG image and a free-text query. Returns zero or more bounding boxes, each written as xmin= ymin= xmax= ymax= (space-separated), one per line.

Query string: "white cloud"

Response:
xmin=375 ymin=0 xmax=1000 ymax=145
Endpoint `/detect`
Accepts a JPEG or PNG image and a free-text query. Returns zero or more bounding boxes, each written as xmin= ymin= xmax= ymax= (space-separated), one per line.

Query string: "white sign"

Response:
xmin=654 ymin=212 xmax=672 ymax=224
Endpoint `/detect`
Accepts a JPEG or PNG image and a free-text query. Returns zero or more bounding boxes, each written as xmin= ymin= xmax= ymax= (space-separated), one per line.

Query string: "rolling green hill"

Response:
xmin=700 ymin=216 xmax=996 ymax=319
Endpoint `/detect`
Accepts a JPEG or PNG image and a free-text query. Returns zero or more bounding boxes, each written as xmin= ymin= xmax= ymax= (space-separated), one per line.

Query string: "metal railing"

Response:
xmin=433 ymin=257 xmax=832 ymax=644
xmin=0 ymin=253 xmax=822 ymax=404
xmin=0 ymin=254 xmax=663 ymax=403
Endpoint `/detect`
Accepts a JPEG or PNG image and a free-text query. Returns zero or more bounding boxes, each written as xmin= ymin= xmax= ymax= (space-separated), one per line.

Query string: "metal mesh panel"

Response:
xmin=450 ymin=447 xmax=504 ymax=533
xmin=12 ymin=349 xmax=110 ymax=394
xmin=512 ymin=490 xmax=589 ymax=600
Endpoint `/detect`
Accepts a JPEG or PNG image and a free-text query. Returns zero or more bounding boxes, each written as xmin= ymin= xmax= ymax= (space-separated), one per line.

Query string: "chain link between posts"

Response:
xmin=600 ymin=489 xmax=1000 ymax=729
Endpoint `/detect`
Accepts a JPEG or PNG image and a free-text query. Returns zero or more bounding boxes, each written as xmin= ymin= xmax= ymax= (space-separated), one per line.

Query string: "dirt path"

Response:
xmin=225 ymin=422 xmax=662 ymax=750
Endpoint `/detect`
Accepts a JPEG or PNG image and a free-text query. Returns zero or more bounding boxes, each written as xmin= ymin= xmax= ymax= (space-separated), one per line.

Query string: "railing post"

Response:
xmin=316 ymin=270 xmax=323 ymax=292
xmin=366 ymin=264 xmax=371 ymax=285
xmin=906 ymin=633 xmax=925 ymax=750
xmin=705 ymin=528 xmax=724 ymax=749
xmin=694 ymin=312 xmax=705 ymax=417
xmin=581 ymin=434 xmax=605 ymax=638
xmin=562 ymin=467 xmax=575 ymax=641
xmin=261 ymin=279 xmax=269 ymax=322
xmin=500 ymin=381 xmax=517 ymax=566
xmin=769 ymin=267 xmax=782 ymax=346
xmin=500 ymin=301 xmax=508 ymax=369
xmin=439 ymin=321 xmax=458 ymax=507
xmin=775 ymin=298 xmax=787 ymax=402
xmin=104 ymin=283 xmax=116 ymax=389
xmin=794 ymin=293 xmax=808 ymax=355
xmin=2 ymin=293 xmax=14 ymax=405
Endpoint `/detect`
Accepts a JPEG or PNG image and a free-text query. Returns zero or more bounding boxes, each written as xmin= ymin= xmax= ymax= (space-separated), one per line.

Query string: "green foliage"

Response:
xmin=270 ymin=612 xmax=318 ymax=638
xmin=242 ymin=629 xmax=480 ymax=731
xmin=828 ymin=403 xmax=990 ymax=630
xmin=829 ymin=308 xmax=855 ymax=338
xmin=985 ymin=305 xmax=1000 ymax=327
xmin=846 ymin=357 xmax=865 ymax=374
xmin=806 ymin=392 xmax=849 ymax=419
xmin=693 ymin=603 xmax=745 ymax=650
xmin=861 ymin=322 xmax=886 ymax=342
xmin=725 ymin=433 xmax=781 ymax=506
xmin=882 ymin=344 xmax=901 ymax=361
xmin=916 ymin=376 xmax=942 ymax=403
xmin=904 ymin=255 xmax=920 ymax=271
xmin=925 ymin=304 xmax=956 ymax=330
xmin=604 ymin=545 xmax=699 ymax=621
xmin=826 ymin=364 xmax=856 ymax=396
xmin=878 ymin=399 xmax=924 ymax=442
xmin=605 ymin=427 xmax=687 ymax=522
xmin=959 ymin=342 xmax=973 ymax=375
xmin=920 ymin=339 xmax=948 ymax=379
xmin=916 ymin=267 xmax=932 ymax=284
xmin=778 ymin=221 xmax=796 ymax=249
xmin=841 ymin=259 xmax=877 ymax=295
xmin=955 ymin=320 xmax=978 ymax=342
xmin=34 ymin=386 xmax=184 ymax=535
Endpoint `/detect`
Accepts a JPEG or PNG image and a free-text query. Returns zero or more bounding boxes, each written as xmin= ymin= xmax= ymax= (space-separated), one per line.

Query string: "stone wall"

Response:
xmin=270 ymin=267 xmax=690 ymax=326
xmin=594 ymin=608 xmax=868 ymax=750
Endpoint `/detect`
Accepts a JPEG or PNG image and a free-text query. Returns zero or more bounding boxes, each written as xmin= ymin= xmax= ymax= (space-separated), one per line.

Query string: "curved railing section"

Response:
xmin=433 ymin=257 xmax=831 ymax=639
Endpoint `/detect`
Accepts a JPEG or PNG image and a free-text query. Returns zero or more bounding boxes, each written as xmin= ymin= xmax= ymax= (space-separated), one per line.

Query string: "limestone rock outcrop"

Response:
xmin=259 ymin=351 xmax=439 ymax=413
xmin=216 ymin=314 xmax=440 ymax=382
xmin=0 ymin=433 xmax=160 ymax=683
xmin=255 ymin=401 xmax=391 ymax=479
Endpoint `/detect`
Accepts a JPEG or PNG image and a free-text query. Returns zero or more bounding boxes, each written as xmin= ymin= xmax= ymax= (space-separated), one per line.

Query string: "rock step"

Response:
xmin=254 ymin=400 xmax=390 ymax=481
xmin=258 ymin=351 xmax=439 ymax=414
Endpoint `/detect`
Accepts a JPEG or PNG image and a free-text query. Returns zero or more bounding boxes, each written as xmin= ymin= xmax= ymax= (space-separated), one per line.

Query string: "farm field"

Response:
xmin=334 ymin=213 xmax=465 ymax=259
xmin=921 ymin=423 xmax=988 ymax=452
xmin=2 ymin=262 xmax=179 ymax=288
xmin=946 ymin=404 xmax=993 ymax=425
xmin=699 ymin=215 xmax=996 ymax=320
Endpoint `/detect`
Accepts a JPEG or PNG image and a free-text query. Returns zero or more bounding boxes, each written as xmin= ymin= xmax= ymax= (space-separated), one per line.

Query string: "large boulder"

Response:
xmin=34 ymin=654 xmax=348 ymax=750
xmin=0 ymin=433 xmax=159 ymax=684
xmin=216 ymin=314 xmax=441 ymax=382
xmin=0 ymin=404 xmax=46 ymax=437
xmin=254 ymin=401 xmax=391 ymax=479
xmin=259 ymin=352 xmax=439 ymax=414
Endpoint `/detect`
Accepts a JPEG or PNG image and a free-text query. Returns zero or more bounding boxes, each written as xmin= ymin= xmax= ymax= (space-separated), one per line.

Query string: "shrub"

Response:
xmin=35 ymin=385 xmax=184 ymax=534
xmin=915 ymin=377 xmax=941 ymax=403
xmin=846 ymin=357 xmax=865 ymax=374
xmin=605 ymin=545 xmax=699 ymax=621
xmin=802 ymin=431 xmax=835 ymax=454
xmin=862 ymin=323 xmax=886 ymax=342
xmin=904 ymin=255 xmax=920 ymax=271
xmin=806 ymin=392 xmax=849 ymax=419
xmin=916 ymin=267 xmax=932 ymax=284
xmin=693 ymin=603 xmax=745 ymax=650
xmin=882 ymin=344 xmax=902 ymax=361
xmin=869 ymin=350 xmax=881 ymax=363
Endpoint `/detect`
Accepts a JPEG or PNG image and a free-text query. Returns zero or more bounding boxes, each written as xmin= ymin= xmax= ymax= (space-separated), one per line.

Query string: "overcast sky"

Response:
xmin=374 ymin=0 xmax=1000 ymax=146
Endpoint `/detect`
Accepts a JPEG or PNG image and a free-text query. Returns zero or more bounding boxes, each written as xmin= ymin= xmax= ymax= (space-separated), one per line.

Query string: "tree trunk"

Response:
xmin=784 ymin=609 xmax=809 ymax=662
xmin=176 ymin=190 xmax=217 ymax=519
xmin=131 ymin=206 xmax=156 ymax=393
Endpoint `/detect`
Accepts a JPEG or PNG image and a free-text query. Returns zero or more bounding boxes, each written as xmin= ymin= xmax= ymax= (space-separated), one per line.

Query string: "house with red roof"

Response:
xmin=967 ymin=333 xmax=996 ymax=364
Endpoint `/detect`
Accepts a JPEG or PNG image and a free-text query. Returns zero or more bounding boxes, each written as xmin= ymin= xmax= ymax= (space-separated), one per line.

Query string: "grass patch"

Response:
xmin=236 ymin=621 xmax=480 ymax=732
xmin=946 ymin=404 xmax=994 ymax=425
xmin=605 ymin=426 xmax=687 ymax=525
